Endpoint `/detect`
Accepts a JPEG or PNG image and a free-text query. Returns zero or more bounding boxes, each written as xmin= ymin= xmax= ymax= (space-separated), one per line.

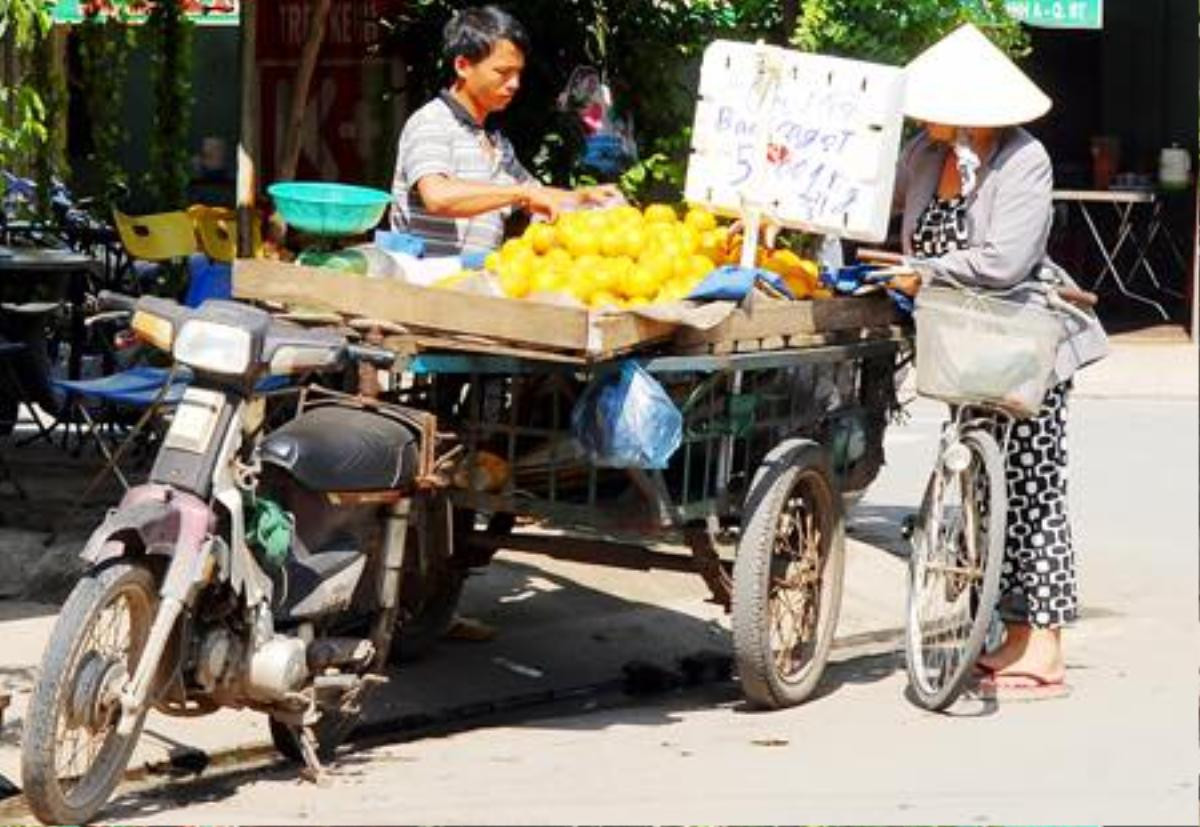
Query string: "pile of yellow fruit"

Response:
xmin=479 ymin=203 xmax=826 ymax=309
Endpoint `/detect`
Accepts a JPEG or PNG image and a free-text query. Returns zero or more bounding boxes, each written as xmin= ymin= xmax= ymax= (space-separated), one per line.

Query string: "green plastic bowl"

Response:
xmin=268 ymin=181 xmax=392 ymax=237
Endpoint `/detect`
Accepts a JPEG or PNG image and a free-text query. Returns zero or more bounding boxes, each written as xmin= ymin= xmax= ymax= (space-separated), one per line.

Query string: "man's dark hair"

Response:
xmin=443 ymin=5 xmax=530 ymax=67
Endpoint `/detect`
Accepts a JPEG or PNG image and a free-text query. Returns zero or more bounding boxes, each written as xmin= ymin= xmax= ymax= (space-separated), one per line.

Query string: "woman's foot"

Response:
xmin=976 ymin=623 xmax=1065 ymax=684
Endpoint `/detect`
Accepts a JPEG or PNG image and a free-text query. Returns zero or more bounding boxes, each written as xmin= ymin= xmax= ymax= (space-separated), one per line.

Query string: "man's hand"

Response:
xmin=523 ymin=186 xmax=577 ymax=221
xmin=575 ymin=184 xmax=623 ymax=206
xmin=523 ymin=184 xmax=623 ymax=220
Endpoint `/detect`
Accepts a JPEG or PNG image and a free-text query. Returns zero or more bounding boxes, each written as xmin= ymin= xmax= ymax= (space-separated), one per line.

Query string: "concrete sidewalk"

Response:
xmin=1073 ymin=339 xmax=1198 ymax=399
xmin=0 ymin=538 xmax=906 ymax=800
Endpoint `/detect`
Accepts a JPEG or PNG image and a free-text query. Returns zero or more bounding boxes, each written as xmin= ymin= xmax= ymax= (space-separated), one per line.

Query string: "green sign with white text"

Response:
xmin=50 ymin=0 xmax=239 ymax=26
xmin=1005 ymin=0 xmax=1103 ymax=29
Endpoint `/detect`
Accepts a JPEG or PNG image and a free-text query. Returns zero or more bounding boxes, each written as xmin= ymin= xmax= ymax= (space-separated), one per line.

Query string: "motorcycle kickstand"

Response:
xmin=295 ymin=725 xmax=331 ymax=786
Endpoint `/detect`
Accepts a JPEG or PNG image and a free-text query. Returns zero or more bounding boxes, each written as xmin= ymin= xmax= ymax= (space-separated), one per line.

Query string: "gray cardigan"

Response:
xmin=895 ymin=127 xmax=1108 ymax=385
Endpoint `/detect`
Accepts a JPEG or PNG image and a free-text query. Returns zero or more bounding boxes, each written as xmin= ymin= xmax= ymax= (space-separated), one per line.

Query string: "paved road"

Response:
xmin=2 ymin=391 xmax=1183 ymax=826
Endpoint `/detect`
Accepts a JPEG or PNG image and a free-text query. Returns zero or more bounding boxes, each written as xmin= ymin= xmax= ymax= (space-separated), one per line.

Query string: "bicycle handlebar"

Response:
xmin=1054 ymin=286 xmax=1098 ymax=309
xmin=96 ymin=290 xmax=136 ymax=313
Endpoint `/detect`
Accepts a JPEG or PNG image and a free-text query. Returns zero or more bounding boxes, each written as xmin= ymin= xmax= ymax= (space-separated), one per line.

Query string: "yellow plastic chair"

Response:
xmin=113 ymin=209 xmax=198 ymax=262
xmin=187 ymin=205 xmax=262 ymax=262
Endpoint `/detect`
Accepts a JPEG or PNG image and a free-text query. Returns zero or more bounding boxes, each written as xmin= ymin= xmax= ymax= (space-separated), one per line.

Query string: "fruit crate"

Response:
xmin=233 ymin=258 xmax=677 ymax=362
xmin=233 ymin=258 xmax=902 ymax=363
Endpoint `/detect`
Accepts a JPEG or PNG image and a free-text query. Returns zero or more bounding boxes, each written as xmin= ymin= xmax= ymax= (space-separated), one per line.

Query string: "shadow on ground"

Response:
xmin=0 ymin=428 xmax=129 ymax=617
xmin=847 ymin=503 xmax=913 ymax=559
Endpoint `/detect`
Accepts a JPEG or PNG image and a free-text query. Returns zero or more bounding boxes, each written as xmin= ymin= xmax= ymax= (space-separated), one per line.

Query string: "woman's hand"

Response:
xmin=726 ymin=218 xmax=780 ymax=250
xmin=886 ymin=270 xmax=922 ymax=297
xmin=857 ymin=248 xmax=904 ymax=266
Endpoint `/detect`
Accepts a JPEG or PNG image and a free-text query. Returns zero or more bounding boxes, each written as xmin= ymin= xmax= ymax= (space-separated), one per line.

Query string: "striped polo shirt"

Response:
xmin=390 ymin=93 xmax=533 ymax=256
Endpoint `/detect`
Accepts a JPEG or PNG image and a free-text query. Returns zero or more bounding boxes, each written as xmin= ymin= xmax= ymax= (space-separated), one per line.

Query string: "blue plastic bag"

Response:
xmin=571 ymin=361 xmax=683 ymax=470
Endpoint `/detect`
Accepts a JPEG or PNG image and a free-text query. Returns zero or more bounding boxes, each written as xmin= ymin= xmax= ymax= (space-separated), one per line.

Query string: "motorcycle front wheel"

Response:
xmin=21 ymin=560 xmax=157 ymax=825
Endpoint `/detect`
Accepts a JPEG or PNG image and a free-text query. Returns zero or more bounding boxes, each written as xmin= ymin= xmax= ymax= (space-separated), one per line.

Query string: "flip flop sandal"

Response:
xmin=978 ymin=670 xmax=1072 ymax=702
xmin=972 ymin=661 xmax=997 ymax=678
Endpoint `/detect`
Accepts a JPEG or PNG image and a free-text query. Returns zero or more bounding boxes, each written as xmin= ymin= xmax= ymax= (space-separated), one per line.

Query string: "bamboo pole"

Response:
xmin=1191 ymin=176 xmax=1198 ymax=342
xmin=236 ymin=0 xmax=258 ymax=258
xmin=277 ymin=0 xmax=333 ymax=182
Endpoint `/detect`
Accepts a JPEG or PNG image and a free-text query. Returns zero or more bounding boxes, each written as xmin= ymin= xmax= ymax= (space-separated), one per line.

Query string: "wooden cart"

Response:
xmin=235 ymin=259 xmax=909 ymax=708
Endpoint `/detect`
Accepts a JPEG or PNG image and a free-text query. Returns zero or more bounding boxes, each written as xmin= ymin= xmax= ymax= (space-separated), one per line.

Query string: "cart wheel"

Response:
xmin=732 ymin=439 xmax=845 ymax=709
xmin=390 ymin=501 xmax=480 ymax=662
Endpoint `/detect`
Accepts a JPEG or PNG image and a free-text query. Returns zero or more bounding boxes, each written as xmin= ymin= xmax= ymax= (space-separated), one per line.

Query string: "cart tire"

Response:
xmin=732 ymin=439 xmax=845 ymax=710
xmin=389 ymin=502 xmax=476 ymax=662
xmin=391 ymin=570 xmax=465 ymax=662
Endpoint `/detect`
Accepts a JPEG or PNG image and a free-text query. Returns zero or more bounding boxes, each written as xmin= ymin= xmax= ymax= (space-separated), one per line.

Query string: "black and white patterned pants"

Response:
xmin=990 ymin=380 xmax=1077 ymax=628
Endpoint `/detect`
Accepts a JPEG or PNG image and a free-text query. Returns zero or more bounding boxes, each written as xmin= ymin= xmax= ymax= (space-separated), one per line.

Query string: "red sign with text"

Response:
xmin=256 ymin=0 xmax=404 ymax=186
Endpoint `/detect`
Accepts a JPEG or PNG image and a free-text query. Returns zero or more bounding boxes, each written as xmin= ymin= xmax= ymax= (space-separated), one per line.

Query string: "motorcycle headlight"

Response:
xmin=173 ymin=320 xmax=253 ymax=376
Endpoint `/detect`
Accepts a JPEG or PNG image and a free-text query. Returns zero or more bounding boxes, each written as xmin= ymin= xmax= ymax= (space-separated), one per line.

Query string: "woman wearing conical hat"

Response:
xmin=887 ymin=24 xmax=1108 ymax=700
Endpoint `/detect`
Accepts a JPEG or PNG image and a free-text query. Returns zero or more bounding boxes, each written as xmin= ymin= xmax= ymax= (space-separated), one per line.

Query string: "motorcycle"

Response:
xmin=20 ymin=291 xmax=469 ymax=824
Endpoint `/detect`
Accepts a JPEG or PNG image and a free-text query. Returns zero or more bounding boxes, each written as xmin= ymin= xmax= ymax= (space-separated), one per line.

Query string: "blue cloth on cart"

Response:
xmin=571 ymin=361 xmax=682 ymax=470
xmin=685 ymin=264 xmax=793 ymax=301
xmin=460 ymin=250 xmax=489 ymax=269
xmin=374 ymin=229 xmax=427 ymax=257
xmin=374 ymin=229 xmax=489 ymax=270
xmin=823 ymin=264 xmax=914 ymax=315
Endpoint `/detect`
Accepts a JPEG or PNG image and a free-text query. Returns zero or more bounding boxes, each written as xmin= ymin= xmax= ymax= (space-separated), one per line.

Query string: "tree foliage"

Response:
xmin=383 ymin=1 xmax=1029 ymax=205
xmin=383 ymin=0 xmax=778 ymax=198
xmin=0 ymin=0 xmax=54 ymax=181
xmin=792 ymin=0 xmax=1029 ymax=65
xmin=143 ymin=0 xmax=194 ymax=210
xmin=77 ymin=8 xmax=135 ymax=215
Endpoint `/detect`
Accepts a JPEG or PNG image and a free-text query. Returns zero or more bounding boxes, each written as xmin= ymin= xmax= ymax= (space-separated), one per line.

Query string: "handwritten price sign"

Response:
xmin=685 ymin=41 xmax=906 ymax=242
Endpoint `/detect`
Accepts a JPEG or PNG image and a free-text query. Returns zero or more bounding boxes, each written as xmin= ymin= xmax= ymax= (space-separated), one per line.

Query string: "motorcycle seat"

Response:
xmin=260 ymin=405 xmax=418 ymax=492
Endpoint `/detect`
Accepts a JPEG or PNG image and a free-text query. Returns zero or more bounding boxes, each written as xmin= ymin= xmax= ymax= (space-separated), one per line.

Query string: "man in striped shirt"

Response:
xmin=390 ymin=5 xmax=617 ymax=256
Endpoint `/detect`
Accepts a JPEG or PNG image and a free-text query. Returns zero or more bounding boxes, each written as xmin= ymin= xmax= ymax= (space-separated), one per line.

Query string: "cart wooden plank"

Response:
xmin=234 ymin=259 xmax=902 ymax=362
xmin=381 ymin=332 xmax=586 ymax=365
xmin=672 ymin=292 xmax=898 ymax=352
xmin=589 ymin=311 xmax=677 ymax=359
xmin=675 ymin=323 xmax=906 ymax=356
xmin=234 ymin=258 xmax=590 ymax=353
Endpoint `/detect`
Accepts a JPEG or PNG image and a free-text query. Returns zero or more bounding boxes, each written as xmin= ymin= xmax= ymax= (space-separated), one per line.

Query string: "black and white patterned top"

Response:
xmin=911 ymin=194 xmax=969 ymax=257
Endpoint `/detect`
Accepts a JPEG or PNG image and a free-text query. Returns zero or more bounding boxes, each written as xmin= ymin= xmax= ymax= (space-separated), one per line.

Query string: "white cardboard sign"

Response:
xmin=685 ymin=40 xmax=906 ymax=242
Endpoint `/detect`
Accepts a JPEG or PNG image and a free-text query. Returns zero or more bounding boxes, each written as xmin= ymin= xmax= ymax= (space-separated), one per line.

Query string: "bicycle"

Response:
xmin=903 ymin=277 xmax=1095 ymax=711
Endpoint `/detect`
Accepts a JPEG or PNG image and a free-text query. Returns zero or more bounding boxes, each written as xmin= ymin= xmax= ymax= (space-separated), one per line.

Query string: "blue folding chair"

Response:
xmin=58 ymin=254 xmax=289 ymax=499
xmin=53 ymin=365 xmax=190 ymax=495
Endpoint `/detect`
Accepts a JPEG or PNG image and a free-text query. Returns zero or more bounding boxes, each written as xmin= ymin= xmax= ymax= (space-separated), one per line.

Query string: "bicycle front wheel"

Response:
xmin=905 ymin=428 xmax=1005 ymax=711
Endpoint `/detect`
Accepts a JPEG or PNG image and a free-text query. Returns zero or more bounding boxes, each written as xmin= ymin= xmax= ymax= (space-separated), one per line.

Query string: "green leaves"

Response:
xmin=792 ymin=0 xmax=1029 ymax=65
xmin=0 ymin=0 xmax=52 ymax=47
xmin=380 ymin=0 xmax=777 ymax=197
xmin=78 ymin=11 xmax=133 ymax=214
xmin=0 ymin=0 xmax=55 ymax=177
xmin=143 ymin=0 xmax=194 ymax=213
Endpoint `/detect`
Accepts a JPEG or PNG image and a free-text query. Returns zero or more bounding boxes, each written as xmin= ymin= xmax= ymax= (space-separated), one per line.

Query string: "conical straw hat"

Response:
xmin=903 ymin=23 xmax=1051 ymax=126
